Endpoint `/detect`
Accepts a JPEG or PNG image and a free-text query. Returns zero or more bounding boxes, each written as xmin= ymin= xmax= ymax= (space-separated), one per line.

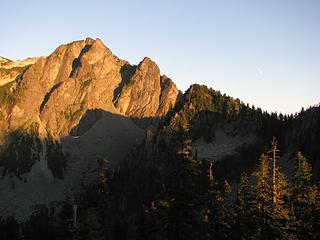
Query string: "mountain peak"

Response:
xmin=139 ymin=57 xmax=157 ymax=65
xmin=0 ymin=38 xmax=179 ymax=136
xmin=83 ymin=37 xmax=106 ymax=49
xmin=138 ymin=56 xmax=159 ymax=71
xmin=141 ymin=56 xmax=153 ymax=63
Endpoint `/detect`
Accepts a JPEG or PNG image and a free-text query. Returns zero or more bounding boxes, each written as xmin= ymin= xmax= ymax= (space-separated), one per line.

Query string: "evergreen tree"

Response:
xmin=145 ymin=119 xmax=205 ymax=240
xmin=271 ymin=171 xmax=293 ymax=239
xmin=79 ymin=157 xmax=112 ymax=240
xmin=205 ymin=163 xmax=232 ymax=239
xmin=233 ymin=173 xmax=256 ymax=239
xmin=291 ymin=152 xmax=319 ymax=239
xmin=81 ymin=207 xmax=105 ymax=240
xmin=144 ymin=199 xmax=170 ymax=240
xmin=314 ymin=182 xmax=320 ymax=239
xmin=252 ymin=154 xmax=274 ymax=239
xmin=167 ymin=126 xmax=204 ymax=240
xmin=267 ymin=137 xmax=293 ymax=239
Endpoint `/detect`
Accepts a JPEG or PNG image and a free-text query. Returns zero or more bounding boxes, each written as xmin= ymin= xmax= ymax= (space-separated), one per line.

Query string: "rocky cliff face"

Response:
xmin=115 ymin=57 xmax=161 ymax=117
xmin=0 ymin=38 xmax=179 ymax=139
xmin=0 ymin=38 xmax=179 ymax=218
xmin=115 ymin=57 xmax=179 ymax=118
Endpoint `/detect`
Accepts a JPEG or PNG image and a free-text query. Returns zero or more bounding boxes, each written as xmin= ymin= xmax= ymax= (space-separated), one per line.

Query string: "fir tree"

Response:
xmin=146 ymin=119 xmax=205 ymax=240
xmin=144 ymin=199 xmax=170 ymax=240
xmin=205 ymin=163 xmax=232 ymax=239
xmin=271 ymin=171 xmax=293 ymax=239
xmin=252 ymin=154 xmax=273 ymax=239
xmin=291 ymin=152 xmax=319 ymax=239
xmin=167 ymin=124 xmax=204 ymax=240
xmin=267 ymin=137 xmax=293 ymax=239
xmin=233 ymin=173 xmax=256 ymax=239
xmin=80 ymin=157 xmax=112 ymax=240
xmin=81 ymin=207 xmax=105 ymax=240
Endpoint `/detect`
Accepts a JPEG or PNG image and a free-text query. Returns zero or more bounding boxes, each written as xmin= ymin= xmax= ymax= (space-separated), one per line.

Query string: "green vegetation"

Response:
xmin=0 ymin=119 xmax=67 ymax=180
xmin=0 ymin=127 xmax=319 ymax=240
xmin=0 ymin=123 xmax=41 ymax=178
xmin=0 ymin=111 xmax=5 ymax=121
xmin=0 ymin=66 xmax=28 ymax=75
xmin=168 ymin=84 xmax=243 ymax=141
xmin=62 ymin=103 xmax=84 ymax=123
xmin=183 ymin=84 xmax=241 ymax=115
xmin=167 ymin=84 xmax=296 ymax=147
xmin=0 ymin=158 xmax=109 ymax=240
xmin=0 ymin=65 xmax=30 ymax=105
xmin=291 ymin=152 xmax=319 ymax=239
xmin=24 ymin=122 xmax=40 ymax=136
xmin=142 ymin=138 xmax=320 ymax=239
xmin=80 ymin=78 xmax=92 ymax=90
xmin=0 ymin=81 xmax=16 ymax=105
xmin=0 ymin=84 xmax=319 ymax=239
xmin=146 ymin=124 xmax=206 ymax=239
xmin=63 ymin=109 xmax=81 ymax=122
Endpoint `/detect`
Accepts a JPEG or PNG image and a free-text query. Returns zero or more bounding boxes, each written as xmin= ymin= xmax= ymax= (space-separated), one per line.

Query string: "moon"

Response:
xmin=259 ymin=70 xmax=263 ymax=75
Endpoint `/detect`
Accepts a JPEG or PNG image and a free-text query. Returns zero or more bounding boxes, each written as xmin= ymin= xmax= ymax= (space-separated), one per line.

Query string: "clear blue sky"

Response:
xmin=1 ymin=0 xmax=319 ymax=114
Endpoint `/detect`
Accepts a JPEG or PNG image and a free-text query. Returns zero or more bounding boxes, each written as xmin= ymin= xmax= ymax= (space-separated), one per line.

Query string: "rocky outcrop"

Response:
xmin=0 ymin=38 xmax=141 ymax=218
xmin=115 ymin=57 xmax=161 ymax=118
xmin=157 ymin=75 xmax=180 ymax=117
xmin=0 ymin=38 xmax=180 ymax=218
xmin=38 ymin=38 xmax=127 ymax=137
xmin=115 ymin=57 xmax=179 ymax=118
xmin=0 ymin=38 xmax=179 ymax=138
xmin=9 ymin=38 xmax=122 ymax=136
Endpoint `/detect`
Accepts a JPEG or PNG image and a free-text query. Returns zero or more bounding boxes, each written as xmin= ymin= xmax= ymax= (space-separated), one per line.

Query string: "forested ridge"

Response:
xmin=1 ymin=85 xmax=319 ymax=240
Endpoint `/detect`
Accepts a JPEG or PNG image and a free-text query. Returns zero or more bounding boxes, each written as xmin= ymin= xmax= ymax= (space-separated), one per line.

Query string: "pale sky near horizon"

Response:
xmin=1 ymin=0 xmax=319 ymax=114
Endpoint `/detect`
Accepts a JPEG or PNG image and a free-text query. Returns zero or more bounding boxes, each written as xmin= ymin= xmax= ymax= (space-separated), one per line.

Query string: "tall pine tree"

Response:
xmin=252 ymin=154 xmax=274 ymax=239
xmin=267 ymin=137 xmax=292 ymax=239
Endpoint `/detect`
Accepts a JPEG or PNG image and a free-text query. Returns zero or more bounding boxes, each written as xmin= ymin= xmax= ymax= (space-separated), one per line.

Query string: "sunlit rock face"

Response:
xmin=0 ymin=38 xmax=179 ymax=218
xmin=0 ymin=38 xmax=179 ymax=139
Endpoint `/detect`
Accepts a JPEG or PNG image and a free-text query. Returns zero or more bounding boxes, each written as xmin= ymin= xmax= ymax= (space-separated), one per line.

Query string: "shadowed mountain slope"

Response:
xmin=0 ymin=38 xmax=178 ymax=218
xmin=0 ymin=39 xmax=319 ymax=229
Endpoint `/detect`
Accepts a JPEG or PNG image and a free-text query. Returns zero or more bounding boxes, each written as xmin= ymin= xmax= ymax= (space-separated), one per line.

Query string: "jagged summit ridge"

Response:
xmin=0 ymin=37 xmax=179 ymax=139
xmin=0 ymin=38 xmax=180 ymax=218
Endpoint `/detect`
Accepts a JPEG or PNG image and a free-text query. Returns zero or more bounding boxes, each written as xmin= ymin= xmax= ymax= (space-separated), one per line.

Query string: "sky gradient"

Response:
xmin=1 ymin=0 xmax=319 ymax=114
